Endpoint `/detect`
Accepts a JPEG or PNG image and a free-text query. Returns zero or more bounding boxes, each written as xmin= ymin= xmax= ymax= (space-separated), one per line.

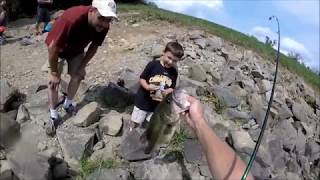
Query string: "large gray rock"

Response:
xmin=117 ymin=68 xmax=139 ymax=94
xmin=276 ymin=104 xmax=293 ymax=120
xmin=272 ymin=120 xmax=297 ymax=152
xmin=292 ymin=102 xmax=317 ymax=123
xmin=178 ymin=76 xmax=206 ymax=89
xmin=132 ymin=159 xmax=183 ymax=180
xmin=16 ymin=104 xmax=30 ymax=124
xmin=102 ymin=82 xmax=134 ymax=111
xmin=0 ymin=111 xmax=20 ymax=148
xmin=206 ymin=36 xmax=223 ymax=51
xmin=0 ymin=160 xmax=18 ymax=180
xmin=118 ymin=129 xmax=152 ymax=161
xmin=189 ymin=30 xmax=205 ymax=40
xmin=99 ymin=110 xmax=123 ymax=136
xmin=52 ymin=162 xmax=69 ymax=180
xmin=56 ymin=126 xmax=96 ymax=170
xmin=223 ymin=108 xmax=250 ymax=122
xmin=188 ymin=64 xmax=207 ymax=82
xmin=194 ymin=38 xmax=207 ymax=49
xmin=9 ymin=153 xmax=52 ymax=180
xmin=183 ymin=139 xmax=203 ymax=163
xmin=72 ymin=102 xmax=101 ymax=127
xmin=90 ymin=147 xmax=114 ymax=162
xmin=230 ymin=130 xmax=255 ymax=151
xmin=212 ymin=86 xmax=240 ymax=108
xmin=87 ymin=168 xmax=130 ymax=180
xmin=305 ymin=139 xmax=320 ymax=162
xmin=0 ymin=80 xmax=18 ymax=112
xmin=151 ymin=44 xmax=165 ymax=58
xmin=257 ymin=79 xmax=272 ymax=93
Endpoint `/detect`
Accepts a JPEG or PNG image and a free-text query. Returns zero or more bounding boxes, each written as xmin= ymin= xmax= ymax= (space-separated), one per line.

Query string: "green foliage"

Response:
xmin=76 ymin=158 xmax=120 ymax=179
xmin=118 ymin=4 xmax=320 ymax=88
xmin=167 ymin=131 xmax=188 ymax=153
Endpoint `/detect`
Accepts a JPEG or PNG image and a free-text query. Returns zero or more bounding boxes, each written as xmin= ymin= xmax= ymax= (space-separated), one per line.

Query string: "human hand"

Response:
xmin=48 ymin=72 xmax=61 ymax=90
xmin=162 ymin=88 xmax=174 ymax=95
xmin=147 ymin=84 xmax=159 ymax=91
xmin=182 ymin=96 xmax=205 ymax=130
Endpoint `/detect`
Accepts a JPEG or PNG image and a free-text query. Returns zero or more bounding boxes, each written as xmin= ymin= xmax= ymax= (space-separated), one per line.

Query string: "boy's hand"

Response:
xmin=147 ymin=84 xmax=159 ymax=91
xmin=162 ymin=88 xmax=174 ymax=95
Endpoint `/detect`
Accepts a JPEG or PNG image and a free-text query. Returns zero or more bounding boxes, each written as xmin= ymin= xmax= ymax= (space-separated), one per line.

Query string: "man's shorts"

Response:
xmin=37 ymin=6 xmax=50 ymax=23
xmin=48 ymin=53 xmax=86 ymax=80
xmin=131 ymin=106 xmax=153 ymax=124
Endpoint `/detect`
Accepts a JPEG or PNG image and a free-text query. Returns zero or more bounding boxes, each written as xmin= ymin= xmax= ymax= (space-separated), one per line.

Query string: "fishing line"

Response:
xmin=241 ymin=16 xmax=281 ymax=180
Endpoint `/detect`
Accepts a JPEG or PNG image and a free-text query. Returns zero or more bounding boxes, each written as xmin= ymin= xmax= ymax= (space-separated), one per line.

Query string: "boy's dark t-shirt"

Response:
xmin=135 ymin=60 xmax=178 ymax=112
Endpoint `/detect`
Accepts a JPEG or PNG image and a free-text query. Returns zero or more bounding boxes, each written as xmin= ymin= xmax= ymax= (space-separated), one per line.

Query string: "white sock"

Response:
xmin=50 ymin=109 xmax=58 ymax=119
xmin=63 ymin=98 xmax=73 ymax=109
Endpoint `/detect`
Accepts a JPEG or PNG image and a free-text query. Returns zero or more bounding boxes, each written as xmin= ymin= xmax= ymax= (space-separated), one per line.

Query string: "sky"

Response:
xmin=148 ymin=0 xmax=319 ymax=72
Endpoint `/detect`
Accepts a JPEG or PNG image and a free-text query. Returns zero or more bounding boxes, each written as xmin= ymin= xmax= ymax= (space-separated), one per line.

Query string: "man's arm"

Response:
xmin=80 ymin=43 xmax=99 ymax=67
xmin=48 ymin=40 xmax=60 ymax=73
xmin=184 ymin=96 xmax=254 ymax=180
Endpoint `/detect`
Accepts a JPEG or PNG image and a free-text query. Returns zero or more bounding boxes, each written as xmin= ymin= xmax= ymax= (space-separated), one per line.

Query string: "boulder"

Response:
xmin=90 ymin=147 xmax=114 ymax=162
xmin=251 ymin=70 xmax=264 ymax=79
xmin=56 ymin=126 xmax=96 ymax=170
xmin=132 ymin=159 xmax=183 ymax=180
xmin=272 ymin=120 xmax=297 ymax=152
xmin=0 ymin=111 xmax=20 ymax=148
xmin=87 ymin=168 xmax=130 ymax=180
xmin=151 ymin=44 xmax=164 ymax=58
xmin=178 ymin=76 xmax=206 ymax=89
xmin=0 ymin=160 xmax=17 ymax=180
xmin=257 ymin=79 xmax=272 ymax=93
xmin=305 ymin=139 xmax=320 ymax=162
xmin=206 ymin=36 xmax=223 ymax=51
xmin=102 ymin=82 xmax=134 ymax=111
xmin=230 ymin=130 xmax=255 ymax=151
xmin=183 ymin=139 xmax=203 ymax=163
xmin=117 ymin=68 xmax=139 ymax=94
xmin=223 ymin=108 xmax=250 ymax=122
xmin=212 ymin=86 xmax=240 ymax=108
xmin=16 ymin=104 xmax=30 ymax=124
xmin=52 ymin=162 xmax=69 ymax=180
xmin=189 ymin=30 xmax=205 ymax=40
xmin=72 ymin=102 xmax=101 ymax=127
xmin=99 ymin=110 xmax=123 ymax=136
xmin=0 ymin=80 xmax=18 ymax=112
xmin=188 ymin=64 xmax=207 ymax=82
xmin=194 ymin=38 xmax=207 ymax=49
xmin=276 ymin=104 xmax=293 ymax=120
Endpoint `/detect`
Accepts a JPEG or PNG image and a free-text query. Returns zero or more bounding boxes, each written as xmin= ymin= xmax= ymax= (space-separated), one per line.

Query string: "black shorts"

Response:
xmin=36 ymin=6 xmax=50 ymax=23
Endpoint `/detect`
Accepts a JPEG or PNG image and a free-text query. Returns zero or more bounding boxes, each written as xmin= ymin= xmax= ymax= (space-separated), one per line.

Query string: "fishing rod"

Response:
xmin=241 ymin=16 xmax=281 ymax=180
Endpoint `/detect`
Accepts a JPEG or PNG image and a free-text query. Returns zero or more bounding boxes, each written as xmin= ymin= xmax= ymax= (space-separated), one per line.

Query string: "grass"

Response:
xmin=118 ymin=4 xmax=320 ymax=89
xmin=200 ymin=91 xmax=226 ymax=114
xmin=76 ymin=158 xmax=121 ymax=179
xmin=166 ymin=131 xmax=188 ymax=153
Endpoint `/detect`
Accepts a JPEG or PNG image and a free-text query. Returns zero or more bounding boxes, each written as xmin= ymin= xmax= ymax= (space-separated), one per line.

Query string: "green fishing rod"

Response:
xmin=241 ymin=15 xmax=281 ymax=180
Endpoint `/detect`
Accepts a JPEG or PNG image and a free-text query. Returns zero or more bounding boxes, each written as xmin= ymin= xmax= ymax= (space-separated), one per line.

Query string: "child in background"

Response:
xmin=44 ymin=10 xmax=64 ymax=33
xmin=129 ymin=41 xmax=184 ymax=131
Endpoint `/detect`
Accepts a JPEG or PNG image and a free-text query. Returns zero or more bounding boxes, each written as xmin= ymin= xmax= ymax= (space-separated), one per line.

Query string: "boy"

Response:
xmin=130 ymin=41 xmax=184 ymax=131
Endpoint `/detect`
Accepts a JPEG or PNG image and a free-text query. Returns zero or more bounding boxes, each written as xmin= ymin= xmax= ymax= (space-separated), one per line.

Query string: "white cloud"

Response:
xmin=250 ymin=26 xmax=316 ymax=68
xmin=151 ymin=0 xmax=223 ymax=13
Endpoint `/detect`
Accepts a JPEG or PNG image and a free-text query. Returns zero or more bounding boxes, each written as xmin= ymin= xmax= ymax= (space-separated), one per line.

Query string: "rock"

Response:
xmin=186 ymin=164 xmax=206 ymax=180
xmin=93 ymin=141 xmax=105 ymax=151
xmin=72 ymin=102 xmax=101 ymax=127
xmin=99 ymin=111 xmax=123 ymax=136
xmin=9 ymin=153 xmax=52 ymax=180
xmin=257 ymin=79 xmax=272 ymax=93
xmin=277 ymin=104 xmax=293 ymax=120
xmin=178 ymin=76 xmax=206 ymax=89
xmin=274 ymin=120 xmax=297 ymax=152
xmin=295 ymin=128 xmax=306 ymax=155
xmin=251 ymin=70 xmax=264 ymax=79
xmin=87 ymin=168 xmax=129 ymax=180
xmin=56 ymin=126 xmax=96 ymax=170
xmin=251 ymin=161 xmax=272 ymax=180
xmin=189 ymin=30 xmax=205 ymax=40
xmin=211 ymin=123 xmax=229 ymax=140
xmin=0 ymin=79 xmax=18 ymax=112
xmin=183 ymin=139 xmax=203 ymax=163
xmin=0 ymin=111 xmax=20 ymax=148
xmin=194 ymin=38 xmax=207 ymax=49
xmin=248 ymin=128 xmax=260 ymax=142
xmin=132 ymin=159 xmax=183 ymax=180
xmin=184 ymin=50 xmax=198 ymax=59
xmin=90 ymin=147 xmax=114 ymax=162
xmin=0 ymin=150 xmax=6 ymax=160
xmin=102 ymin=82 xmax=134 ymax=111
xmin=286 ymin=159 xmax=301 ymax=173
xmin=223 ymin=108 xmax=250 ymax=122
xmin=151 ymin=44 xmax=165 ymax=58
xmin=286 ymin=172 xmax=300 ymax=180
xmin=117 ymin=68 xmax=139 ymax=94
xmin=250 ymin=104 xmax=273 ymax=127
xmin=53 ymin=162 xmax=69 ymax=179
xmin=118 ymin=129 xmax=152 ymax=161
xmin=221 ymin=69 xmax=237 ymax=86
xmin=37 ymin=141 xmax=48 ymax=152
xmin=305 ymin=139 xmax=320 ymax=162
xmin=188 ymin=64 xmax=207 ymax=82
xmin=228 ymin=84 xmax=247 ymax=97
xmin=267 ymin=138 xmax=286 ymax=174
xmin=212 ymin=86 xmax=240 ymax=108
xmin=16 ymin=104 xmax=30 ymax=123
xmin=292 ymin=102 xmax=316 ymax=123
xmin=0 ymin=160 xmax=16 ymax=180
xmin=230 ymin=130 xmax=255 ymax=151
xmin=206 ymin=36 xmax=223 ymax=51
xmin=199 ymin=165 xmax=211 ymax=177
xmin=207 ymin=70 xmax=221 ymax=84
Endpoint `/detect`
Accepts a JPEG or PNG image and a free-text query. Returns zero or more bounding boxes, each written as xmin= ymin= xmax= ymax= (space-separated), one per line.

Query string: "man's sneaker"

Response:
xmin=46 ymin=117 xmax=57 ymax=136
xmin=63 ymin=104 xmax=77 ymax=115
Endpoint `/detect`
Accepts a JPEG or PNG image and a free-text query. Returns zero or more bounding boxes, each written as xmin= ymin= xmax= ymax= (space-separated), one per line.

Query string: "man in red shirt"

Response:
xmin=45 ymin=0 xmax=117 ymax=136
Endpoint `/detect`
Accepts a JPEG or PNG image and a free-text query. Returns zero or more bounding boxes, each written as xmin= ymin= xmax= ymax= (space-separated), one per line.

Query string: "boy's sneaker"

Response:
xmin=46 ymin=117 xmax=58 ymax=136
xmin=63 ymin=104 xmax=77 ymax=115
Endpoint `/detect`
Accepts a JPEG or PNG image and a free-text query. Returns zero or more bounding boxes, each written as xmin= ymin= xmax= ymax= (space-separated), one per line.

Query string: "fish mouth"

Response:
xmin=172 ymin=88 xmax=190 ymax=113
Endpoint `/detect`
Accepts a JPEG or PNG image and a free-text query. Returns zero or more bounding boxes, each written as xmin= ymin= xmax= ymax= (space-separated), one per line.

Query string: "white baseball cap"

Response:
xmin=92 ymin=0 xmax=117 ymax=19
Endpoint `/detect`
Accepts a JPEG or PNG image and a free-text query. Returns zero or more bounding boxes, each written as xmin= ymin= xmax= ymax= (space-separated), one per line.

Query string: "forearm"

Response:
xmin=195 ymin=120 xmax=254 ymax=180
xmin=48 ymin=43 xmax=60 ymax=73
xmin=82 ymin=44 xmax=98 ymax=66
xmin=139 ymin=79 xmax=149 ymax=91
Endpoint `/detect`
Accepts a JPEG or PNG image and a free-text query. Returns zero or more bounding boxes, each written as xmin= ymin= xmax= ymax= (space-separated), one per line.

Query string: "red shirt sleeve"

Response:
xmin=45 ymin=18 xmax=72 ymax=49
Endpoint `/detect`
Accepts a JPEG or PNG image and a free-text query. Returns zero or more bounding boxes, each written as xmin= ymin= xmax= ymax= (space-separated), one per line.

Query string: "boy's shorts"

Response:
xmin=48 ymin=53 xmax=86 ymax=80
xmin=131 ymin=106 xmax=153 ymax=124
xmin=37 ymin=6 xmax=50 ymax=23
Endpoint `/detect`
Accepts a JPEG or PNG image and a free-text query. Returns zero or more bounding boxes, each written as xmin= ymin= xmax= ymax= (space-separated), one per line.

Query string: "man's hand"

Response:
xmin=162 ymin=88 xmax=174 ymax=95
xmin=48 ymin=72 xmax=61 ymax=90
xmin=182 ymin=96 xmax=205 ymax=130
